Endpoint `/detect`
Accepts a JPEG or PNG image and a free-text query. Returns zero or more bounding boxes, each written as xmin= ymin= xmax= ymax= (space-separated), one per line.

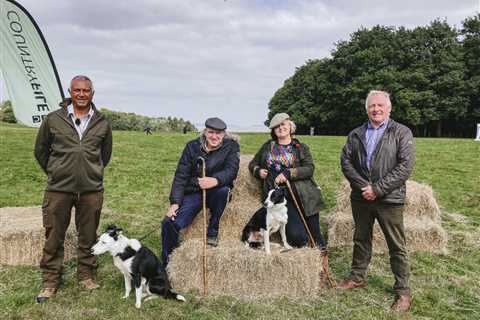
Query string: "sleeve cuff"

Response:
xmin=372 ymin=184 xmax=383 ymax=198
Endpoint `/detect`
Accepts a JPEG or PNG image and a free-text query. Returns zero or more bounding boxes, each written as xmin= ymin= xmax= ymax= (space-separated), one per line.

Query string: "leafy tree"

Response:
xmin=0 ymin=101 xmax=17 ymax=123
xmin=99 ymin=108 xmax=197 ymax=132
xmin=268 ymin=17 xmax=476 ymax=137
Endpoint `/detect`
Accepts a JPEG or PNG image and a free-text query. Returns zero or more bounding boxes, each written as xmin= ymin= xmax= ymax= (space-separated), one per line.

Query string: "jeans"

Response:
xmin=161 ymin=186 xmax=230 ymax=265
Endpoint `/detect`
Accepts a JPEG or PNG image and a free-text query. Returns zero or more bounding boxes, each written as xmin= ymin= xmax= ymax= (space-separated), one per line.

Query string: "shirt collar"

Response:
xmin=367 ymin=118 xmax=389 ymax=129
xmin=67 ymin=104 xmax=94 ymax=119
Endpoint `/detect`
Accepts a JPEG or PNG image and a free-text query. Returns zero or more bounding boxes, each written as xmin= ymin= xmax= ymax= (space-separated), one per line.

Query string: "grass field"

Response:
xmin=0 ymin=123 xmax=479 ymax=320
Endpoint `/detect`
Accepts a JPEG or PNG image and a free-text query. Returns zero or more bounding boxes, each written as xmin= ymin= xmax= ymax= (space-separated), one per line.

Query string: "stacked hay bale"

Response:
xmin=0 ymin=207 xmax=77 ymax=265
xmin=168 ymin=155 xmax=329 ymax=299
xmin=327 ymin=180 xmax=448 ymax=254
xmin=181 ymin=155 xmax=262 ymax=241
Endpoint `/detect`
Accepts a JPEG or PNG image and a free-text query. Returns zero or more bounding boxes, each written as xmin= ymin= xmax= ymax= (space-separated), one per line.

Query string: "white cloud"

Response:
xmin=5 ymin=0 xmax=479 ymax=130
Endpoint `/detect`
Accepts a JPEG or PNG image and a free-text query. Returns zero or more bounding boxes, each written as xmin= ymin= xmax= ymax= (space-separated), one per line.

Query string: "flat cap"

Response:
xmin=205 ymin=117 xmax=227 ymax=130
xmin=269 ymin=113 xmax=290 ymax=129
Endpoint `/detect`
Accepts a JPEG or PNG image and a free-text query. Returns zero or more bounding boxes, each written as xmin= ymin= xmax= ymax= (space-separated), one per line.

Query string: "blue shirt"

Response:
xmin=67 ymin=104 xmax=94 ymax=140
xmin=365 ymin=119 xmax=388 ymax=170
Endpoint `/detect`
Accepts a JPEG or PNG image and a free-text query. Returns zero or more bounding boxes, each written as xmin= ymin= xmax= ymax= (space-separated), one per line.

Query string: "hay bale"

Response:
xmin=168 ymin=240 xmax=328 ymax=300
xmin=169 ymin=155 xmax=329 ymax=299
xmin=0 ymin=207 xmax=77 ymax=265
xmin=327 ymin=180 xmax=448 ymax=254
xmin=182 ymin=155 xmax=262 ymax=241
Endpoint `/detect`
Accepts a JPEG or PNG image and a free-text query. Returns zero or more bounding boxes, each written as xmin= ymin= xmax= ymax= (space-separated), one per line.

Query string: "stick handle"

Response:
xmin=286 ymin=180 xmax=316 ymax=248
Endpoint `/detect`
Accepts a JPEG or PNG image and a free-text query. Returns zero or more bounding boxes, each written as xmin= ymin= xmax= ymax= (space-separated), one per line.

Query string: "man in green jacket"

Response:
xmin=339 ymin=90 xmax=415 ymax=312
xmin=34 ymin=75 xmax=112 ymax=303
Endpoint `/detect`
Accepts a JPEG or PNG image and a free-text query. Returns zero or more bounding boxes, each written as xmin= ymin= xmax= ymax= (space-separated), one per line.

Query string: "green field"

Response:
xmin=0 ymin=123 xmax=479 ymax=320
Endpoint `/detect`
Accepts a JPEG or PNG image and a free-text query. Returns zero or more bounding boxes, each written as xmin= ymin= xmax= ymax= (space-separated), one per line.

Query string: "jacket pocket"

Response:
xmin=41 ymin=193 xmax=53 ymax=228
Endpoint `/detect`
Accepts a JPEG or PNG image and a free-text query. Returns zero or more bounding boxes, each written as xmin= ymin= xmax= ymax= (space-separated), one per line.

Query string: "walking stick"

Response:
xmin=198 ymin=157 xmax=208 ymax=296
xmin=285 ymin=180 xmax=315 ymax=248
xmin=285 ymin=180 xmax=336 ymax=288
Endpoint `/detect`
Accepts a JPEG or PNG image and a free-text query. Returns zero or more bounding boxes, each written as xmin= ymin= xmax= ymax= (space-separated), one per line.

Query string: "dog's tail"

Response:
xmin=166 ymin=290 xmax=186 ymax=302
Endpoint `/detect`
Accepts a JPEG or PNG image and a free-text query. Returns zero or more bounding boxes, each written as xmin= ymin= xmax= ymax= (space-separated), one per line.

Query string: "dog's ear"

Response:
xmin=105 ymin=224 xmax=116 ymax=232
xmin=105 ymin=224 xmax=122 ymax=240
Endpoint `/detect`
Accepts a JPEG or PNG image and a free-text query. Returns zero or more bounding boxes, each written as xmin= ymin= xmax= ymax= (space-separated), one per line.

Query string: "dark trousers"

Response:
xmin=40 ymin=190 xmax=103 ymax=288
xmin=161 ymin=186 xmax=229 ymax=266
xmin=349 ymin=200 xmax=410 ymax=296
xmin=285 ymin=201 xmax=326 ymax=248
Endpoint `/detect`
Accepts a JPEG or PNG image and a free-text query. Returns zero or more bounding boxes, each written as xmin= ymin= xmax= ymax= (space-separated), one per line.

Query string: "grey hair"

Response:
xmin=69 ymin=75 xmax=94 ymax=91
xmin=365 ymin=90 xmax=391 ymax=111
xmin=288 ymin=119 xmax=296 ymax=134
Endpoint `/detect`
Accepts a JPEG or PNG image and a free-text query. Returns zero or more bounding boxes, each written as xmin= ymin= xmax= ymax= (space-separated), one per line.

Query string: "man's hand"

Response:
xmin=275 ymin=173 xmax=288 ymax=185
xmin=259 ymin=169 xmax=268 ymax=179
xmin=166 ymin=204 xmax=179 ymax=220
xmin=198 ymin=177 xmax=218 ymax=189
xmin=361 ymin=185 xmax=377 ymax=201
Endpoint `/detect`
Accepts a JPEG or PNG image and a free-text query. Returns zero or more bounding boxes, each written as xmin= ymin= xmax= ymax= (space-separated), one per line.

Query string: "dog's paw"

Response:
xmin=122 ymin=294 xmax=129 ymax=299
xmin=284 ymin=244 xmax=293 ymax=250
xmin=144 ymin=296 xmax=158 ymax=302
xmin=135 ymin=302 xmax=141 ymax=309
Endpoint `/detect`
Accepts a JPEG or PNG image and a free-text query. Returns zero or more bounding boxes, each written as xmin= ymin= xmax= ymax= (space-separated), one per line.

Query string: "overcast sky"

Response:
xmin=5 ymin=0 xmax=479 ymax=130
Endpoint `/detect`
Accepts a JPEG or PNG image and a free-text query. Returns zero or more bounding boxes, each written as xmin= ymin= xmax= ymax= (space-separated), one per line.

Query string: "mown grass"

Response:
xmin=0 ymin=123 xmax=479 ymax=319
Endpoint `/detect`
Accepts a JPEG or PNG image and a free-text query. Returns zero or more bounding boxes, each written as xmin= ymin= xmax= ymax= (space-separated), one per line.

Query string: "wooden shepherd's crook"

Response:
xmin=285 ymin=180 xmax=336 ymax=288
xmin=200 ymin=157 xmax=208 ymax=296
xmin=285 ymin=180 xmax=315 ymax=248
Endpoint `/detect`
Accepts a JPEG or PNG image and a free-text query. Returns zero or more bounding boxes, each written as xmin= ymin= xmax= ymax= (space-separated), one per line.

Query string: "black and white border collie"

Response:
xmin=92 ymin=225 xmax=185 ymax=308
xmin=241 ymin=187 xmax=292 ymax=254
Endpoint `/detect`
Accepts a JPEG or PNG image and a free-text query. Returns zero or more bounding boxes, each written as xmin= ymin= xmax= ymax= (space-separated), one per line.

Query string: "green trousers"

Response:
xmin=40 ymin=190 xmax=103 ymax=288
xmin=349 ymin=199 xmax=411 ymax=296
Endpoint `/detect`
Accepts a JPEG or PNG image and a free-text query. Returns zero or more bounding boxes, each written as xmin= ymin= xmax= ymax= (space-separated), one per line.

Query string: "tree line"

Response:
xmin=0 ymin=100 xmax=197 ymax=133
xmin=99 ymin=108 xmax=196 ymax=132
xmin=268 ymin=15 xmax=480 ymax=137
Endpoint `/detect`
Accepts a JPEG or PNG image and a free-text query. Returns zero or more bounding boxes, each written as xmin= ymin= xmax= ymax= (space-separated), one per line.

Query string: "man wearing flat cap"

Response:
xmin=161 ymin=117 xmax=240 ymax=266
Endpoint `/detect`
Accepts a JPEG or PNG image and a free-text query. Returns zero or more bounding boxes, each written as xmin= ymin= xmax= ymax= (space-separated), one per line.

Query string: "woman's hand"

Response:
xmin=275 ymin=173 xmax=288 ymax=185
xmin=259 ymin=169 xmax=268 ymax=179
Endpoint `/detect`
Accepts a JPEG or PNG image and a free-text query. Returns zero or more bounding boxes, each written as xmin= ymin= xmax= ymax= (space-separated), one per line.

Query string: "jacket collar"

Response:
xmin=56 ymin=103 xmax=103 ymax=131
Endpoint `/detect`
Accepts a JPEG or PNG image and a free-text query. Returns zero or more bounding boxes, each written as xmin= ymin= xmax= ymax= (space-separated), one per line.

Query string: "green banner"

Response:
xmin=0 ymin=0 xmax=63 ymax=127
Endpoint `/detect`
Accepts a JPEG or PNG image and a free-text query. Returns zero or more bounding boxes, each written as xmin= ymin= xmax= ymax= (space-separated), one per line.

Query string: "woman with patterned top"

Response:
xmin=248 ymin=113 xmax=327 ymax=250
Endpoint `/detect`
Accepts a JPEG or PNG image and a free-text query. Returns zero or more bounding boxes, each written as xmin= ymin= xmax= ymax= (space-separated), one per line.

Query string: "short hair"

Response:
xmin=70 ymin=75 xmax=94 ymax=91
xmin=270 ymin=119 xmax=296 ymax=141
xmin=365 ymin=90 xmax=391 ymax=111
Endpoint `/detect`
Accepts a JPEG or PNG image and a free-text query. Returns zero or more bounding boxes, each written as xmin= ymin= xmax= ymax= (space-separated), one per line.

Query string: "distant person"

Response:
xmin=248 ymin=113 xmax=327 ymax=252
xmin=144 ymin=125 xmax=152 ymax=135
xmin=339 ymin=90 xmax=415 ymax=312
xmin=183 ymin=125 xmax=188 ymax=134
xmin=161 ymin=117 xmax=240 ymax=266
xmin=34 ymin=75 xmax=113 ymax=303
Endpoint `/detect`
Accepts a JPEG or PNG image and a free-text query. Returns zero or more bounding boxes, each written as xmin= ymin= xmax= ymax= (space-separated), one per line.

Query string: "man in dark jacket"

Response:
xmin=161 ymin=117 xmax=240 ymax=266
xmin=34 ymin=75 xmax=112 ymax=303
xmin=339 ymin=90 xmax=415 ymax=312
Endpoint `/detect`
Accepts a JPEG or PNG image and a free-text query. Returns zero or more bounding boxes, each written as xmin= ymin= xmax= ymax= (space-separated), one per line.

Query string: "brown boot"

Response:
xmin=36 ymin=287 xmax=57 ymax=303
xmin=337 ymin=278 xmax=366 ymax=290
xmin=391 ymin=294 xmax=412 ymax=312
xmin=79 ymin=278 xmax=100 ymax=290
